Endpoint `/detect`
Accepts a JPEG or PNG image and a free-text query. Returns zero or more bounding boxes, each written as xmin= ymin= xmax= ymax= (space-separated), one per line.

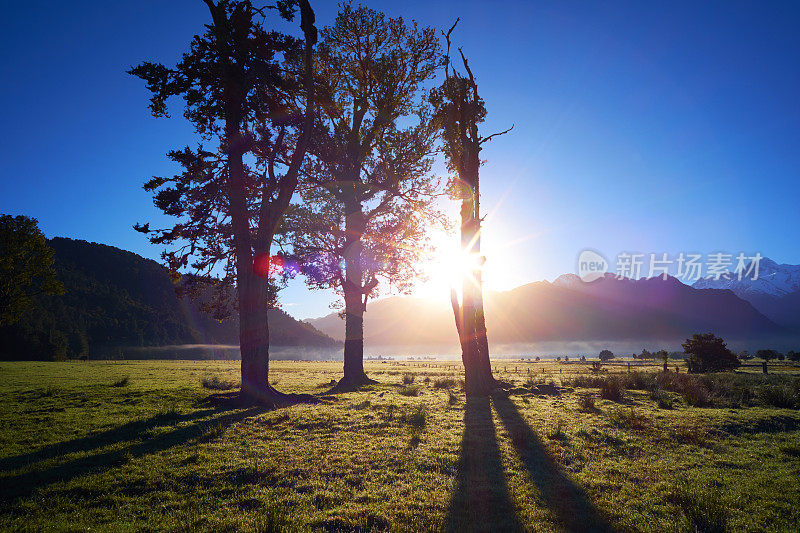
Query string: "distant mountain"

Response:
xmin=693 ymin=257 xmax=800 ymax=298
xmin=692 ymin=257 xmax=800 ymax=329
xmin=0 ymin=237 xmax=338 ymax=360
xmin=307 ymin=273 xmax=787 ymax=349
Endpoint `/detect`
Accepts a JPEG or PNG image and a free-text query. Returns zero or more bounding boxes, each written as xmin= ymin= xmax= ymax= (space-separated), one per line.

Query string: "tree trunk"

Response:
xmin=239 ymin=271 xmax=270 ymax=400
xmin=455 ymin=185 xmax=495 ymax=397
xmin=338 ymin=198 xmax=372 ymax=387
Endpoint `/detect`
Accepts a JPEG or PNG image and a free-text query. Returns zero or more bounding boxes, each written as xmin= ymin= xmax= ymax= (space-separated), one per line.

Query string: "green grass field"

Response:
xmin=1 ymin=359 xmax=799 ymax=532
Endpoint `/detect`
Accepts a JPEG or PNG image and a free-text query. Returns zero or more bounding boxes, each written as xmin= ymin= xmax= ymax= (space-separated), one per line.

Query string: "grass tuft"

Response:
xmin=399 ymin=385 xmax=421 ymax=397
xmin=200 ymin=376 xmax=238 ymax=391
xmin=669 ymin=487 xmax=731 ymax=533
xmin=433 ymin=377 xmax=456 ymax=389
xmin=548 ymin=419 xmax=567 ymax=440
xmin=650 ymin=389 xmax=673 ymax=409
xmin=448 ymin=390 xmax=459 ymax=406
xmin=608 ymin=407 xmax=648 ymax=431
xmin=399 ymin=404 xmax=427 ymax=429
xmin=112 ymin=376 xmax=130 ymax=387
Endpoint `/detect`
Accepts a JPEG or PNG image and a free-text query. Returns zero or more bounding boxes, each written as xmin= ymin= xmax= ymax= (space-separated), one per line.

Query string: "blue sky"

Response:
xmin=1 ymin=1 xmax=799 ymax=318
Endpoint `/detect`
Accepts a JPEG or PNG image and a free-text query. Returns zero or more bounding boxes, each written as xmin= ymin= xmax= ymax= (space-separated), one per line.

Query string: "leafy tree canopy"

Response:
xmin=682 ymin=333 xmax=741 ymax=373
xmin=0 ymin=214 xmax=64 ymax=326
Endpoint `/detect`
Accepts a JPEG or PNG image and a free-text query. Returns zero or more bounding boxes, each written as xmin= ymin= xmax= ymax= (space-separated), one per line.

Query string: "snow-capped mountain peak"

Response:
xmin=692 ymin=257 xmax=800 ymax=298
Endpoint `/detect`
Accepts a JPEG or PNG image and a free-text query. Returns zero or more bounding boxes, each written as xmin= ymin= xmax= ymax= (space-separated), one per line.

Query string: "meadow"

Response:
xmin=1 ymin=359 xmax=799 ymax=532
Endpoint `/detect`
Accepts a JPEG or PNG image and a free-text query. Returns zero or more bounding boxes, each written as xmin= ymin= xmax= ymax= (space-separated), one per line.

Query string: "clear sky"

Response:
xmin=1 ymin=1 xmax=799 ymax=319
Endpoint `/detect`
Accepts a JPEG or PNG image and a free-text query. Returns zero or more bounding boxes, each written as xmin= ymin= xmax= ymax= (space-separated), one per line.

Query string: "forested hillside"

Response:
xmin=0 ymin=238 xmax=338 ymax=360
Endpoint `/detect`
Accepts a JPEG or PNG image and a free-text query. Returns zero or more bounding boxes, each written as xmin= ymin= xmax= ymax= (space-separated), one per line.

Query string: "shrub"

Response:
xmin=683 ymin=379 xmax=712 ymax=407
xmin=626 ymin=372 xmax=653 ymax=391
xmin=600 ymin=376 xmax=624 ymax=402
xmin=579 ymin=394 xmax=597 ymax=411
xmin=201 ymin=376 xmax=238 ymax=391
xmin=402 ymin=373 xmax=415 ymax=385
xmin=758 ymin=385 xmax=797 ymax=409
xmin=112 ymin=376 xmax=129 ymax=387
xmin=657 ymin=372 xmax=712 ymax=407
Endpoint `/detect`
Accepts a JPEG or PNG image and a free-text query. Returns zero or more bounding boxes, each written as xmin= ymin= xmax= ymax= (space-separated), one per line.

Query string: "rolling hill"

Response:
xmin=0 ymin=237 xmax=338 ymax=360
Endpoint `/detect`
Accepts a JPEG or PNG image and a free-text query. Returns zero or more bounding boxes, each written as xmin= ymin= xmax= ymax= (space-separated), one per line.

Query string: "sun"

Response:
xmin=414 ymin=229 xmax=504 ymax=301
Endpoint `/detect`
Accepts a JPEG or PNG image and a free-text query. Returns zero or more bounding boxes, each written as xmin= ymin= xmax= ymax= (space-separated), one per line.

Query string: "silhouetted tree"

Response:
xmin=129 ymin=0 xmax=317 ymax=405
xmin=598 ymin=349 xmax=614 ymax=362
xmin=656 ymin=349 xmax=669 ymax=371
xmin=292 ymin=4 xmax=440 ymax=387
xmin=756 ymin=349 xmax=779 ymax=373
xmin=683 ymin=333 xmax=740 ymax=373
xmin=430 ymin=21 xmax=511 ymax=397
xmin=0 ymin=214 xmax=64 ymax=326
xmin=787 ymin=350 xmax=800 ymax=362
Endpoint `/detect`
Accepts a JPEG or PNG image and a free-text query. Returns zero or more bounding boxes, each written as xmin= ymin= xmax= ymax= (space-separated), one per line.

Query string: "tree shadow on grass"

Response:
xmin=491 ymin=392 xmax=616 ymax=533
xmin=445 ymin=396 xmax=524 ymax=532
xmin=0 ymin=408 xmax=220 ymax=473
xmin=0 ymin=406 xmax=265 ymax=505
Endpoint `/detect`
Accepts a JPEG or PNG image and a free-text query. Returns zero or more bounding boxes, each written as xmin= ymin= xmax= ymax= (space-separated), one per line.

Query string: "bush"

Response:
xmin=657 ymin=372 xmax=712 ymax=407
xmin=600 ymin=376 xmax=624 ymax=402
xmin=682 ymin=379 xmax=712 ymax=407
xmin=200 ymin=376 xmax=238 ymax=391
xmin=758 ymin=385 xmax=798 ymax=409
xmin=112 ymin=376 xmax=129 ymax=387
xmin=402 ymin=373 xmax=415 ymax=385
xmin=579 ymin=394 xmax=597 ymax=411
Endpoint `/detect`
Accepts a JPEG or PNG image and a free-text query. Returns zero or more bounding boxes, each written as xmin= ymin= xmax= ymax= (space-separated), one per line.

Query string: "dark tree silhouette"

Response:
xmin=294 ymin=4 xmax=440 ymax=387
xmin=683 ymin=333 xmax=740 ymax=373
xmin=598 ymin=349 xmax=614 ymax=362
xmin=129 ymin=0 xmax=317 ymax=405
xmin=756 ymin=349 xmax=780 ymax=374
xmin=657 ymin=349 xmax=670 ymax=371
xmin=430 ymin=21 xmax=511 ymax=397
xmin=0 ymin=214 xmax=64 ymax=326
